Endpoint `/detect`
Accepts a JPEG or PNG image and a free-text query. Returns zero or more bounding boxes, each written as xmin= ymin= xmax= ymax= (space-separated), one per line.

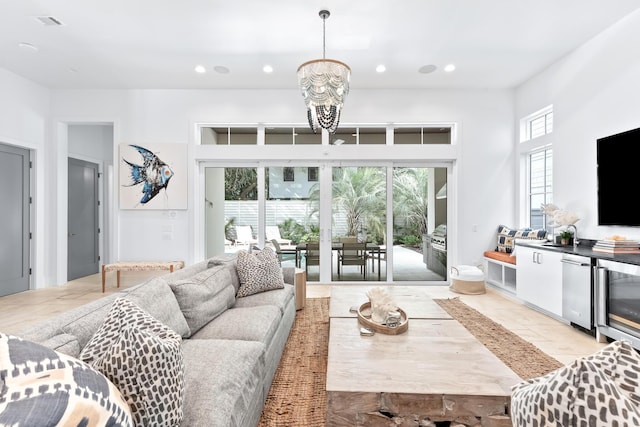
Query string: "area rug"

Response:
xmin=258 ymin=297 xmax=329 ymax=426
xmin=434 ymin=297 xmax=564 ymax=379
xmin=258 ymin=296 xmax=563 ymax=426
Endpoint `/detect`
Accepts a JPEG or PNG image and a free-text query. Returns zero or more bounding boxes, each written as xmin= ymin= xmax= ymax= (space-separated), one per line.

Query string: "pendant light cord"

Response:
xmin=322 ymin=13 xmax=326 ymax=59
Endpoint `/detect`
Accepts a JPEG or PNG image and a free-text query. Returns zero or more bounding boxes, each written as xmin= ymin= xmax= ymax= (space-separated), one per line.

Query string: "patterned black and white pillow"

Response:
xmin=496 ymin=224 xmax=547 ymax=253
xmin=511 ymin=341 xmax=640 ymax=427
xmin=0 ymin=333 xmax=133 ymax=427
xmin=236 ymin=247 xmax=285 ymax=297
xmin=80 ymin=298 xmax=185 ymax=427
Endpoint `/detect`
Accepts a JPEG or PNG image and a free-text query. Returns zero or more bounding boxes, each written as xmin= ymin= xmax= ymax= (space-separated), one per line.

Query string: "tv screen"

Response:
xmin=597 ymin=127 xmax=640 ymax=226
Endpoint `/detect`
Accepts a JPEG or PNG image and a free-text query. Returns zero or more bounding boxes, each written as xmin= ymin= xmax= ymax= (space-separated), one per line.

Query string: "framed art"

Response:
xmin=119 ymin=143 xmax=188 ymax=210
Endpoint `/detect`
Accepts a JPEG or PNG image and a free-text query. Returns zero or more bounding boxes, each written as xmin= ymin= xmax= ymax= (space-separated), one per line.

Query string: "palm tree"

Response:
xmin=308 ymin=167 xmax=429 ymax=245
xmin=309 ymin=167 xmax=386 ymax=242
xmin=392 ymin=168 xmax=429 ymax=240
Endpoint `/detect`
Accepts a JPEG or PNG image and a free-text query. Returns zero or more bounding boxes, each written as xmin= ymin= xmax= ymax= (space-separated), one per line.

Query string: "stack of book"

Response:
xmin=592 ymin=239 xmax=640 ymax=254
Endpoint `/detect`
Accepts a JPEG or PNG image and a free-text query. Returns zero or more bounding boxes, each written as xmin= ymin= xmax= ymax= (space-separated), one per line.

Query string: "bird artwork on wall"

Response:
xmin=119 ymin=143 xmax=188 ymax=210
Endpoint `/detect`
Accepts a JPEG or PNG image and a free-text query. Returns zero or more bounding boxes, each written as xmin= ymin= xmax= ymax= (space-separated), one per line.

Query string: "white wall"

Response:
xmin=50 ymin=88 xmax=515 ymax=275
xmin=516 ymin=9 xmax=640 ymax=242
xmin=0 ymin=65 xmax=515 ymax=286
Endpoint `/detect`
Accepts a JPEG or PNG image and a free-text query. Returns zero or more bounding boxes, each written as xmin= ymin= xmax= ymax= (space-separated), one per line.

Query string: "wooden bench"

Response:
xmin=101 ymin=261 xmax=185 ymax=293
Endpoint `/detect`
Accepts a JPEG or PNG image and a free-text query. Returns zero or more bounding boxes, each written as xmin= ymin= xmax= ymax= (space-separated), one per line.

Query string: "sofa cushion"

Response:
xmin=236 ymin=248 xmax=285 ymax=297
xmin=169 ymin=265 xmax=237 ymax=335
xmin=207 ymin=255 xmax=241 ymax=293
xmin=0 ymin=333 xmax=133 ymax=427
xmin=124 ymin=276 xmax=191 ymax=337
xmin=39 ymin=333 xmax=80 ymax=357
xmin=80 ymin=298 xmax=185 ymax=427
xmin=162 ymin=259 xmax=210 ymax=283
xmin=180 ymin=339 xmax=265 ymax=427
xmin=496 ymin=224 xmax=547 ymax=253
xmin=511 ymin=341 xmax=640 ymax=427
xmin=483 ymin=250 xmax=517 ymax=265
xmin=233 ymin=284 xmax=295 ymax=315
xmin=57 ymin=293 xmax=122 ymax=350
xmin=190 ymin=305 xmax=282 ymax=347
xmin=207 ymin=253 xmax=238 ymax=269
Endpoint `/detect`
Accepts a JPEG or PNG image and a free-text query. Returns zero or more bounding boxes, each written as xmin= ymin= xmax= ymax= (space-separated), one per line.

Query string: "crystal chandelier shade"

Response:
xmin=297 ymin=10 xmax=351 ymax=134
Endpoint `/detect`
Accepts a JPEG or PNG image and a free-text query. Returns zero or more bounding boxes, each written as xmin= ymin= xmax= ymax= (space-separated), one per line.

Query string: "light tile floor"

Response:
xmin=0 ymin=272 xmax=606 ymax=366
xmin=307 ymin=283 xmax=606 ymax=365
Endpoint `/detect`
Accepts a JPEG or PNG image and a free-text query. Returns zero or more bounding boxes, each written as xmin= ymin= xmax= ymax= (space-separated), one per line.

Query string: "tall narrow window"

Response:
xmin=528 ymin=148 xmax=553 ymax=229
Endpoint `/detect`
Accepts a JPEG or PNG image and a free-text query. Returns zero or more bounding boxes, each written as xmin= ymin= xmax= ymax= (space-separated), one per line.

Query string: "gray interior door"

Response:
xmin=68 ymin=158 xmax=99 ymax=281
xmin=0 ymin=143 xmax=30 ymax=297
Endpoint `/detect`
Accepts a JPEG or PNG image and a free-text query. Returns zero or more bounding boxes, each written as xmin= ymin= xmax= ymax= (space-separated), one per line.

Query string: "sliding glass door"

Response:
xmin=331 ymin=166 xmax=387 ymax=281
xmin=204 ymin=162 xmax=449 ymax=284
xmin=392 ymin=167 xmax=447 ymax=281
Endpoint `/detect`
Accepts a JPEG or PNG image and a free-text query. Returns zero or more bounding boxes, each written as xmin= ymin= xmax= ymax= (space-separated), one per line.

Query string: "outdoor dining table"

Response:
xmin=295 ymin=242 xmax=385 ymax=280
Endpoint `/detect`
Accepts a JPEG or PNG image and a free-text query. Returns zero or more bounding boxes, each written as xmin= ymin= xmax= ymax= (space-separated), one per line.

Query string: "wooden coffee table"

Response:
xmin=326 ymin=286 xmax=522 ymax=426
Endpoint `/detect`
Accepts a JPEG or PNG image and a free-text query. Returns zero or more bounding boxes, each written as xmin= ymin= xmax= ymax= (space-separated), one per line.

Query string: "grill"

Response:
xmin=425 ymin=224 xmax=447 ymax=278
xmin=430 ymin=224 xmax=447 ymax=251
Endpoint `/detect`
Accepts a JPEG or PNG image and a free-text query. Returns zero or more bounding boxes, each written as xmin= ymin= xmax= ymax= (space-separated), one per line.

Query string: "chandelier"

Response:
xmin=297 ymin=10 xmax=351 ymax=134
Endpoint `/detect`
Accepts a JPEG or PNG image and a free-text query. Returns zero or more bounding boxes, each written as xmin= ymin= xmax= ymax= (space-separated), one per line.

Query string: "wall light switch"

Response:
xmin=472 ymin=224 xmax=478 ymax=232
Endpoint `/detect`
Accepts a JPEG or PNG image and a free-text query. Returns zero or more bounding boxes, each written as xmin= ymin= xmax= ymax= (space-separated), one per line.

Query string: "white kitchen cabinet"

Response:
xmin=516 ymin=244 xmax=563 ymax=317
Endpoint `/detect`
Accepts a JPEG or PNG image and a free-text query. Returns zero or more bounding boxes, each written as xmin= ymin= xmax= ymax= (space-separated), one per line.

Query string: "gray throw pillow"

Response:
xmin=236 ymin=248 xmax=285 ymax=297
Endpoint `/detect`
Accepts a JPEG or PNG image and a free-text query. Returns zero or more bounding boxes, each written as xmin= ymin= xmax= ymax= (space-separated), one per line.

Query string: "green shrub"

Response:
xmin=399 ymin=235 xmax=421 ymax=246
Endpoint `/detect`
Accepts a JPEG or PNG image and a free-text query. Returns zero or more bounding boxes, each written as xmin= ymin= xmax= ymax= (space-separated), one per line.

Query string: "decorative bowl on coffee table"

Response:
xmin=357 ymin=302 xmax=409 ymax=335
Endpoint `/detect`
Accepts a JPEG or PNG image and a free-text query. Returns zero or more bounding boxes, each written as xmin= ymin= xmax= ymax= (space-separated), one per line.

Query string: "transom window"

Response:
xmin=521 ymin=105 xmax=553 ymax=142
xmin=199 ymin=125 xmax=453 ymax=145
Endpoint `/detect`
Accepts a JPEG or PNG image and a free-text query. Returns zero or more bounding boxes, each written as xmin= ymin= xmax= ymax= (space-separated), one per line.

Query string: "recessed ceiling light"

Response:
xmin=444 ymin=64 xmax=456 ymax=72
xmin=18 ymin=42 xmax=38 ymax=52
xmin=214 ymin=66 xmax=230 ymax=74
xmin=194 ymin=65 xmax=206 ymax=74
xmin=263 ymin=65 xmax=273 ymax=73
xmin=375 ymin=64 xmax=386 ymax=73
xmin=418 ymin=64 xmax=437 ymax=74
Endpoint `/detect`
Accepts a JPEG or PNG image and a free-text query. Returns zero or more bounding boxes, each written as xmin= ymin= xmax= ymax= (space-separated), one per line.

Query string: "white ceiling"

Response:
xmin=1 ymin=0 xmax=639 ymax=91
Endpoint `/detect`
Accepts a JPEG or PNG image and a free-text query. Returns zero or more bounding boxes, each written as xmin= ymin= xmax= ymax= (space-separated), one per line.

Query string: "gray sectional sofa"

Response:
xmin=16 ymin=255 xmax=297 ymax=427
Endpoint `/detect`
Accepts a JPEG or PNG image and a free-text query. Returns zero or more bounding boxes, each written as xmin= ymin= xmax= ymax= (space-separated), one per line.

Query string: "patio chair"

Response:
xmin=266 ymin=225 xmax=292 ymax=246
xmin=304 ymin=242 xmax=320 ymax=276
xmin=270 ymin=239 xmax=296 ymax=265
xmin=338 ymin=241 xmax=367 ymax=279
xmin=235 ymin=225 xmax=258 ymax=247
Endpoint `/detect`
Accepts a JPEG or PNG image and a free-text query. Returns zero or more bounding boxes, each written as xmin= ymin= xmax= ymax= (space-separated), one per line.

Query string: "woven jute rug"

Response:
xmin=258 ymin=296 xmax=564 ymax=426
xmin=258 ymin=297 xmax=329 ymax=426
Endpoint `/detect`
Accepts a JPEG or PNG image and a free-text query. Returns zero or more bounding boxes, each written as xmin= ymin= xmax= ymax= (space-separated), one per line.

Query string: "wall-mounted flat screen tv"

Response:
xmin=597 ymin=127 xmax=640 ymax=226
